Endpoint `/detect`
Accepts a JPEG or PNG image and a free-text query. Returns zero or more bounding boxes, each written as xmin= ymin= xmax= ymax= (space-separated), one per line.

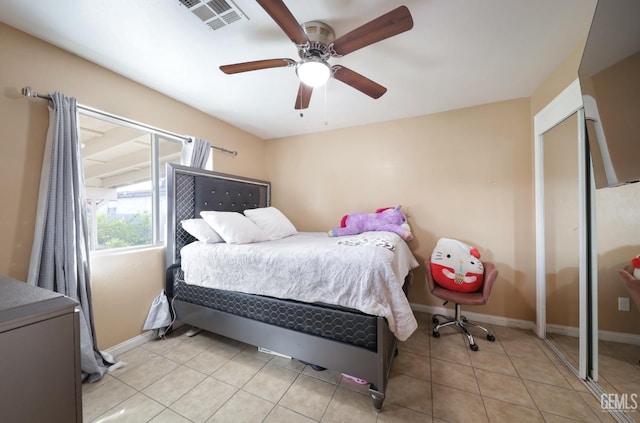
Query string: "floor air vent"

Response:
xmin=178 ymin=0 xmax=248 ymax=31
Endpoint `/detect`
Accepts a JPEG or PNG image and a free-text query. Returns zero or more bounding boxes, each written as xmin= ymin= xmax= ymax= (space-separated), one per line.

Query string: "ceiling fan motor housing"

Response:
xmin=299 ymin=21 xmax=335 ymax=60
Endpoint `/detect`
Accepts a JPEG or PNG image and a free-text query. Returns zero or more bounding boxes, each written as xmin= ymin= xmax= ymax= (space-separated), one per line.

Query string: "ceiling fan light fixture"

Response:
xmin=296 ymin=58 xmax=331 ymax=87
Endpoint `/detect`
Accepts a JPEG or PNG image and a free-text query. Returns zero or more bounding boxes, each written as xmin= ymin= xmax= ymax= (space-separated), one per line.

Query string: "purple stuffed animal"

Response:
xmin=328 ymin=205 xmax=413 ymax=241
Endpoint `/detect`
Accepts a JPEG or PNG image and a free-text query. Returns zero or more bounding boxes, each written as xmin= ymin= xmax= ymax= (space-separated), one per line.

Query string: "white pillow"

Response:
xmin=244 ymin=207 xmax=297 ymax=241
xmin=181 ymin=218 xmax=224 ymax=243
xmin=200 ymin=211 xmax=268 ymax=244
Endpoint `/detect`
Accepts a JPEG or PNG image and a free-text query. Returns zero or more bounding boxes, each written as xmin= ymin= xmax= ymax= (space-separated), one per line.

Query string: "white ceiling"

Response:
xmin=0 ymin=0 xmax=597 ymax=140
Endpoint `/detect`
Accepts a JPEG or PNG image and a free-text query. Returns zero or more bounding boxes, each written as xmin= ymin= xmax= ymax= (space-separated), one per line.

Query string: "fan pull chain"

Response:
xmin=299 ymin=91 xmax=303 ymax=117
xmin=324 ymin=81 xmax=328 ymax=126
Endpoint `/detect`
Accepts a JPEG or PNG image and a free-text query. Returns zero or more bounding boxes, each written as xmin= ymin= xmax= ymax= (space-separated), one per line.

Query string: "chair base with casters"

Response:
xmin=426 ymin=260 xmax=499 ymax=351
xmin=431 ymin=302 xmax=495 ymax=351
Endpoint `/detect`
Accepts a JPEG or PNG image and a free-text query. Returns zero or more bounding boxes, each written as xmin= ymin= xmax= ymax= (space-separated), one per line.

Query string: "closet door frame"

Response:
xmin=534 ymin=78 xmax=596 ymax=380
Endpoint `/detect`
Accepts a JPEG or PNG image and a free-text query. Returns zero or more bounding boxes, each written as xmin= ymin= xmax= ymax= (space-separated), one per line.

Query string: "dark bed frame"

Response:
xmin=164 ymin=163 xmax=406 ymax=410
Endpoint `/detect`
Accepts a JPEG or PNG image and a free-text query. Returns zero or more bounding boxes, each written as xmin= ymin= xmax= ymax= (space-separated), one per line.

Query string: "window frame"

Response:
xmin=79 ymin=108 xmax=185 ymax=253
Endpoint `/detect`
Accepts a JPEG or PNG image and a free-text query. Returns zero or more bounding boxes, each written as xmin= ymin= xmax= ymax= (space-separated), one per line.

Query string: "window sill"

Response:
xmin=89 ymin=244 xmax=164 ymax=258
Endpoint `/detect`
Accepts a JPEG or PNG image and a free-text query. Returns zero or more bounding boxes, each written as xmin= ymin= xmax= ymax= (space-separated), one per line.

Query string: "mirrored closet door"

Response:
xmin=543 ymin=112 xmax=583 ymax=373
xmin=593 ymin=181 xmax=640 ymax=402
xmin=578 ymin=0 xmax=640 ymax=408
xmin=534 ymin=80 xmax=591 ymax=380
xmin=535 ymin=79 xmax=640 ymax=422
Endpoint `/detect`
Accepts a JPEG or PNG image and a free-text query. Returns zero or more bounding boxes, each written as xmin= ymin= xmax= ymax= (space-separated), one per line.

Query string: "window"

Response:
xmin=79 ymin=112 xmax=183 ymax=251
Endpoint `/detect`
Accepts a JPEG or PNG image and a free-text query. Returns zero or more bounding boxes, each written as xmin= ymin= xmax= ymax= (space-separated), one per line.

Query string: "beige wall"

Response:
xmin=530 ymin=41 xmax=586 ymax=117
xmin=589 ymin=52 xmax=640 ymax=334
xmin=530 ymin=39 xmax=640 ymax=335
xmin=596 ymin=183 xmax=640 ymax=333
xmin=0 ymin=23 xmax=266 ymax=349
xmin=3 ymin=18 xmax=636 ymax=349
xmin=587 ymin=51 xmax=640 ymax=187
xmin=264 ymin=34 xmax=638 ymax=333
xmin=265 ymin=98 xmax=537 ymax=322
xmin=91 ymin=247 xmax=165 ymax=348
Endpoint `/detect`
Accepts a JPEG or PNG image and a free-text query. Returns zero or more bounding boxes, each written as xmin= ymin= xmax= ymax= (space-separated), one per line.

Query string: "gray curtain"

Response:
xmin=180 ymin=137 xmax=211 ymax=168
xmin=28 ymin=92 xmax=110 ymax=383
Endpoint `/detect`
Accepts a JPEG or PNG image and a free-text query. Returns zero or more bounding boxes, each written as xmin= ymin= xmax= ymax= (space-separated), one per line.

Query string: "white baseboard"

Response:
xmin=414 ymin=304 xmax=640 ymax=346
xmin=546 ymin=323 xmax=579 ymax=338
xmin=104 ymin=331 xmax=156 ymax=357
xmin=547 ymin=323 xmax=640 ymax=346
xmin=104 ymin=322 xmax=184 ymax=357
xmin=410 ymin=303 xmax=536 ymax=332
xmin=600 ymin=329 xmax=640 ymax=346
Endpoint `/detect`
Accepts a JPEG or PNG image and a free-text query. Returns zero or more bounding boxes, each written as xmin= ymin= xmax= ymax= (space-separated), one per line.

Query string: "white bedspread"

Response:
xmin=180 ymin=231 xmax=419 ymax=341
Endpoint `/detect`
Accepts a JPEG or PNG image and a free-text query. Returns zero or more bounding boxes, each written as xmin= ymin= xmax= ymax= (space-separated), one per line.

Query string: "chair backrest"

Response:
xmin=425 ymin=262 xmax=437 ymax=293
xmin=480 ymin=262 xmax=498 ymax=303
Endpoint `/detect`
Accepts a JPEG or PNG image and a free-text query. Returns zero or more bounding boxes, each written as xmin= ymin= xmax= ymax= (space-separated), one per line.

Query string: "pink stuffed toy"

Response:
xmin=328 ymin=205 xmax=413 ymax=241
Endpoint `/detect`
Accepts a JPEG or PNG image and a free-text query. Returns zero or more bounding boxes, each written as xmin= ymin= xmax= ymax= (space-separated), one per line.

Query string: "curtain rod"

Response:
xmin=21 ymin=86 xmax=238 ymax=157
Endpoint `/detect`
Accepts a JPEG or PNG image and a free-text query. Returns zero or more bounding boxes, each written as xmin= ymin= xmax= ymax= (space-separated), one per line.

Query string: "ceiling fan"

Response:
xmin=219 ymin=0 xmax=414 ymax=110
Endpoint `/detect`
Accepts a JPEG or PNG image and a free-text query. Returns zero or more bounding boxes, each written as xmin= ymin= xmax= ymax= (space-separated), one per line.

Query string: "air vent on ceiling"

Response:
xmin=178 ymin=0 xmax=248 ymax=31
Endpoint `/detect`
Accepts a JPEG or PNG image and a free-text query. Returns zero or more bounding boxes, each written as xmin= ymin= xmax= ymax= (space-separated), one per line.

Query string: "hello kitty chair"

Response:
xmin=619 ymin=265 xmax=640 ymax=311
xmin=425 ymin=239 xmax=499 ymax=351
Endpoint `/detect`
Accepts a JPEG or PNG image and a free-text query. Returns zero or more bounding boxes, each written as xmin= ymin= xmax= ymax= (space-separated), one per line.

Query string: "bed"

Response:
xmin=164 ymin=163 xmax=418 ymax=410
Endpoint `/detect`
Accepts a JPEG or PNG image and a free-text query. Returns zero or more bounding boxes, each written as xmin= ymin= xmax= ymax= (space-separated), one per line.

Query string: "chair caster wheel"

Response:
xmin=462 ymin=316 xmax=468 ymax=323
xmin=432 ymin=330 xmax=440 ymax=338
xmin=487 ymin=334 xmax=496 ymax=342
xmin=470 ymin=344 xmax=479 ymax=351
xmin=432 ymin=317 xmax=439 ymax=324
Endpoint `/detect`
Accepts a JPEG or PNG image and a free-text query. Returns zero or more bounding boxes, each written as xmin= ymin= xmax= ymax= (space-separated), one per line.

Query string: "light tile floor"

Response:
xmin=83 ymin=312 xmax=622 ymax=422
xmin=549 ymin=332 xmax=640 ymax=416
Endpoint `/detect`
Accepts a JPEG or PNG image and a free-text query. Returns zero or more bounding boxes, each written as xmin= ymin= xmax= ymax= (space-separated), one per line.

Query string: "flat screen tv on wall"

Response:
xmin=578 ymin=0 xmax=640 ymax=188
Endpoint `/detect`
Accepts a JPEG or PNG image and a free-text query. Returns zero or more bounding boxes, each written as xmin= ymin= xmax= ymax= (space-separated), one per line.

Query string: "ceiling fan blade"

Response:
xmin=257 ymin=0 xmax=309 ymax=46
xmin=331 ymin=6 xmax=413 ymax=56
xmin=332 ymin=66 xmax=387 ymax=99
xmin=220 ymin=58 xmax=295 ymax=74
xmin=294 ymin=83 xmax=313 ymax=109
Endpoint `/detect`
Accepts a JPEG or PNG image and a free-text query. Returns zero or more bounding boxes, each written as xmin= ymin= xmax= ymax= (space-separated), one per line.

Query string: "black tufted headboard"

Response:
xmin=165 ymin=163 xmax=270 ymax=269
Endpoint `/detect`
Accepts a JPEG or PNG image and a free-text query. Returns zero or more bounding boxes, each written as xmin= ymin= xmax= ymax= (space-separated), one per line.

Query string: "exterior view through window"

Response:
xmin=79 ymin=113 xmax=182 ymax=251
